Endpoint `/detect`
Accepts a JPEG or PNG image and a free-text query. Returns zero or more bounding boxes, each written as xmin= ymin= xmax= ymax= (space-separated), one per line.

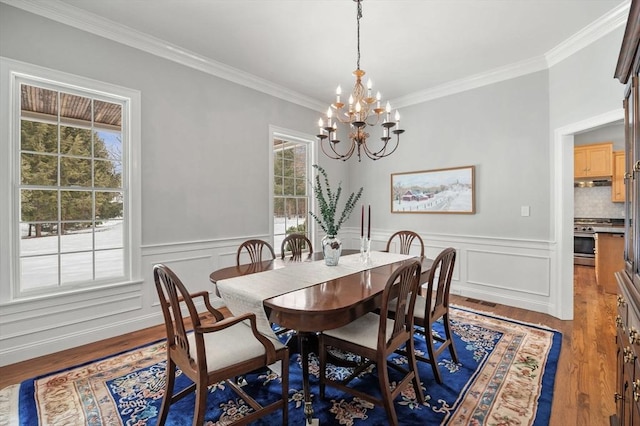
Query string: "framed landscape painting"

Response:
xmin=391 ymin=165 xmax=475 ymax=214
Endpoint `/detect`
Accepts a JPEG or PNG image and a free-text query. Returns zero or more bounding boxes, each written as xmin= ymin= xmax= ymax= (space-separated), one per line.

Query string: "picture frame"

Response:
xmin=391 ymin=165 xmax=475 ymax=214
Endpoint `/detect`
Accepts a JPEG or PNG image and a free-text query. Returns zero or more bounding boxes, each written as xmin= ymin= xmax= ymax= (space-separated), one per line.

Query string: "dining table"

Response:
xmin=209 ymin=249 xmax=433 ymax=423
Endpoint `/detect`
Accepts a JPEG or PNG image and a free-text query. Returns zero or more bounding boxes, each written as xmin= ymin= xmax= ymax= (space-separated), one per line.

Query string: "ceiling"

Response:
xmin=15 ymin=0 xmax=629 ymax=110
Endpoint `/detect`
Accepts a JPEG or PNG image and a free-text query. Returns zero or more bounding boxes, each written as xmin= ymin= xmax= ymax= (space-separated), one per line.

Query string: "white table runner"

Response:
xmin=217 ymin=252 xmax=415 ymax=339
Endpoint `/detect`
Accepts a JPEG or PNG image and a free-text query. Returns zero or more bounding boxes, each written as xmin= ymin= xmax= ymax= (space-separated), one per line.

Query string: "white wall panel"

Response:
xmin=466 ymin=249 xmax=550 ymax=296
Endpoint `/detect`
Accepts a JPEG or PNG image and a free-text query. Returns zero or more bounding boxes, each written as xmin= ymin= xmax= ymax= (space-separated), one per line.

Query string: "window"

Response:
xmin=1 ymin=58 xmax=141 ymax=300
xmin=271 ymin=128 xmax=314 ymax=255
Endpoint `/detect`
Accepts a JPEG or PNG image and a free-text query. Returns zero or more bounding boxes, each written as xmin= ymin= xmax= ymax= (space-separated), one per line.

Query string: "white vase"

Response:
xmin=321 ymin=235 xmax=342 ymax=266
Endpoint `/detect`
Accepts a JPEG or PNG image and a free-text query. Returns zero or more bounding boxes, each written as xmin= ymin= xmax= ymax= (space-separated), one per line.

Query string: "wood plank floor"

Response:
xmin=0 ymin=265 xmax=616 ymax=425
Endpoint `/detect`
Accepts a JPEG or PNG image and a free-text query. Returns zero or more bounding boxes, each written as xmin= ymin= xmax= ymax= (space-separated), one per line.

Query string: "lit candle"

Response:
xmin=367 ymin=205 xmax=371 ymax=240
xmin=361 ymin=205 xmax=364 ymax=237
xmin=395 ymin=110 xmax=400 ymax=128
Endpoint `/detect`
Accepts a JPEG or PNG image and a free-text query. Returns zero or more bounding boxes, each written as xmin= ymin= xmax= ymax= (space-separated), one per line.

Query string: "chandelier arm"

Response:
xmin=373 ymin=136 xmax=400 ymax=159
xmin=320 ymin=139 xmax=345 ymax=160
xmin=322 ymin=137 xmax=356 ymax=161
xmin=364 ymin=114 xmax=381 ymax=127
xmin=359 ymin=132 xmax=400 ymax=159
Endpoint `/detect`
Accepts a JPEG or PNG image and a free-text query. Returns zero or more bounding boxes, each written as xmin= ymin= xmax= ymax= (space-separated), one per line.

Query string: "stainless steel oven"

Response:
xmin=574 ymin=230 xmax=595 ymax=266
xmin=573 ymin=218 xmax=621 ymax=266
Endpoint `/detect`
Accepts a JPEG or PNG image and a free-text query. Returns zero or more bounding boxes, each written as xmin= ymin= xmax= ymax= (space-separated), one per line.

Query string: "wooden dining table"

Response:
xmin=209 ymin=250 xmax=433 ymax=423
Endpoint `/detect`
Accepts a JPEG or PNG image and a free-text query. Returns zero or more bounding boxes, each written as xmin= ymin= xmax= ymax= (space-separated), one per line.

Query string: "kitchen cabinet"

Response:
xmin=613 ymin=1 xmax=640 ymax=424
xmin=595 ymin=232 xmax=624 ymax=294
xmin=574 ymin=142 xmax=613 ymax=178
xmin=614 ymin=151 xmax=626 ymax=202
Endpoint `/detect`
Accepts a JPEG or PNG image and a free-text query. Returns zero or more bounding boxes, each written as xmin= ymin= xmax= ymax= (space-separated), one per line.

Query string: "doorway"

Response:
xmin=553 ymin=109 xmax=624 ymax=320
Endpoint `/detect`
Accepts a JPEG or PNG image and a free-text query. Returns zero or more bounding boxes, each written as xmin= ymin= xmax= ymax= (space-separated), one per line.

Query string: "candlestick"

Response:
xmin=367 ymin=205 xmax=371 ymax=240
xmin=360 ymin=205 xmax=364 ymax=238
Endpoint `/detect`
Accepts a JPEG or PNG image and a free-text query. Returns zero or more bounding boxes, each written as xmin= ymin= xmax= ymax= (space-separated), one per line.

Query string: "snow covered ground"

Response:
xmin=20 ymin=217 xmax=310 ymax=291
xmin=19 ymin=220 xmax=123 ymax=291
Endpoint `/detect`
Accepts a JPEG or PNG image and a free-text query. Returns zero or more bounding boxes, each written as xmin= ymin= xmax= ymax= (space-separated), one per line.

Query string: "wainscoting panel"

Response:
xmin=0 ymin=231 xmax=556 ymax=367
xmin=466 ymin=249 xmax=551 ymax=296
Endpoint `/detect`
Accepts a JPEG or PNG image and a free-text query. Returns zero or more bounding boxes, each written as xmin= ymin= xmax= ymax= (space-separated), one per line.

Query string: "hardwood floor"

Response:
xmin=0 ymin=265 xmax=616 ymax=425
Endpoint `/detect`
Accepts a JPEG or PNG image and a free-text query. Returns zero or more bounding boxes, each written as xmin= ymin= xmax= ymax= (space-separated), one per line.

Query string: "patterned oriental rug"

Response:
xmin=1 ymin=306 xmax=562 ymax=425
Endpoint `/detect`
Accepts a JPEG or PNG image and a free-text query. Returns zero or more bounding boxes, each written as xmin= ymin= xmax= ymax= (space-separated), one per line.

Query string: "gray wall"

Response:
xmin=575 ymin=121 xmax=625 ymax=150
xmin=351 ymin=71 xmax=551 ymax=241
xmin=0 ymin=4 xmax=328 ymax=247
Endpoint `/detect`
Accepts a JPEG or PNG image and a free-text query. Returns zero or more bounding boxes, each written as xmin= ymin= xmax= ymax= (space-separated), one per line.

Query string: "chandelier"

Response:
xmin=316 ymin=0 xmax=404 ymax=162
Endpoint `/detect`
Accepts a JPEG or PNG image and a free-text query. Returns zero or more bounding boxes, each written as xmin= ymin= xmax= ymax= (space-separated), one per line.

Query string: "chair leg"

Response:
xmin=281 ymin=356 xmax=289 ymax=426
xmin=193 ymin=382 xmax=208 ymax=426
xmin=425 ymin=328 xmax=443 ymax=384
xmin=443 ymin=313 xmax=459 ymax=363
xmin=157 ymin=358 xmax=176 ymax=426
xmin=377 ymin=356 xmax=399 ymax=426
xmin=406 ymin=337 xmax=424 ymax=404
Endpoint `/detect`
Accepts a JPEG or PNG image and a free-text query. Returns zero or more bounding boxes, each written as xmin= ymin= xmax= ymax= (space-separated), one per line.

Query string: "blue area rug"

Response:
xmin=6 ymin=306 xmax=561 ymax=425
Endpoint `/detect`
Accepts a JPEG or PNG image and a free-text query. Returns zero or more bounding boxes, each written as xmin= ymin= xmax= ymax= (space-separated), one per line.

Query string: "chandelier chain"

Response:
xmin=356 ymin=0 xmax=362 ymax=71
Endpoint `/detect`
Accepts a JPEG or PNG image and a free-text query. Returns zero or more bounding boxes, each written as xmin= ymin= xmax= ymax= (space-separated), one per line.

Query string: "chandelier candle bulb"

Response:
xmin=395 ymin=110 xmax=400 ymax=127
xmin=336 ymin=85 xmax=341 ymax=104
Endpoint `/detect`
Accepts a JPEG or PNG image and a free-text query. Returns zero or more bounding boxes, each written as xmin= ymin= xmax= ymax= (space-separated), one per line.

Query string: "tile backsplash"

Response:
xmin=574 ymin=185 xmax=624 ymax=218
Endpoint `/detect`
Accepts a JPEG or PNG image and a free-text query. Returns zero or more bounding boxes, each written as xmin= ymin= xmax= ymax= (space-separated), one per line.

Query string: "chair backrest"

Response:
xmin=153 ymin=264 xmax=204 ymax=376
xmin=385 ymin=230 xmax=425 ymax=257
xmin=377 ymin=259 xmax=422 ymax=352
xmin=236 ymin=239 xmax=276 ymax=265
xmin=424 ymin=247 xmax=456 ymax=320
xmin=281 ymin=233 xmax=313 ymax=259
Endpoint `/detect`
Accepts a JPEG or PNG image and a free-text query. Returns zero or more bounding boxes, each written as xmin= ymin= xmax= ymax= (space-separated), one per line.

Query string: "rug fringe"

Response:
xmin=0 ymin=384 xmax=20 ymax=426
xmin=451 ymin=304 xmax=562 ymax=333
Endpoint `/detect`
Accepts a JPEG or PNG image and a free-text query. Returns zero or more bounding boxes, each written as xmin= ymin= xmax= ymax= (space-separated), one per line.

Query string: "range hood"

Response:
xmin=574 ymin=179 xmax=612 ymax=187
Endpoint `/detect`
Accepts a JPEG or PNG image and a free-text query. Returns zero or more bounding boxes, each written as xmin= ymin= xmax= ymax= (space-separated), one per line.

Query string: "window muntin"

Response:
xmin=18 ymin=83 xmax=125 ymax=293
xmin=273 ymin=138 xmax=311 ymax=255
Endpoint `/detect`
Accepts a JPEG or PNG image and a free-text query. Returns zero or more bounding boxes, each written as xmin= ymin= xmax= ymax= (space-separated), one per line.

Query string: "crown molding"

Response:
xmin=392 ymin=56 xmax=548 ymax=108
xmin=0 ymin=0 xmax=325 ymax=112
xmin=2 ymin=0 xmax=630 ymax=111
xmin=545 ymin=0 xmax=630 ymax=67
xmin=392 ymin=0 xmax=631 ymax=108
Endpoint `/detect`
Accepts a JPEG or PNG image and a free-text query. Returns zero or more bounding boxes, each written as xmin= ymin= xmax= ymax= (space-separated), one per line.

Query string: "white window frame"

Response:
xmin=268 ymin=125 xmax=316 ymax=254
xmin=0 ymin=57 xmax=142 ymax=302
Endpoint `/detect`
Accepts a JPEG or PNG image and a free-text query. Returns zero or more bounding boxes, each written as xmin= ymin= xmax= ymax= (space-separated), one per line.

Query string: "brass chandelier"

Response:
xmin=316 ymin=0 xmax=404 ymax=162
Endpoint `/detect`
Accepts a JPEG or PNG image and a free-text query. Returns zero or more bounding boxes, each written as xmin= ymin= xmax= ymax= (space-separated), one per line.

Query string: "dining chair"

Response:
xmin=385 ymin=230 xmax=425 ymax=257
xmin=237 ymin=239 xmax=292 ymax=340
xmin=236 ymin=239 xmax=276 ymax=265
xmin=397 ymin=247 xmax=459 ymax=384
xmin=153 ymin=264 xmax=289 ymax=426
xmin=318 ymin=259 xmax=424 ymax=426
xmin=280 ymin=233 xmax=313 ymax=260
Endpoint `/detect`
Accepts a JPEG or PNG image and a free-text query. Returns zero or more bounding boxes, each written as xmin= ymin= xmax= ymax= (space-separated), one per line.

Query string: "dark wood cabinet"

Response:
xmin=614 ymin=2 xmax=640 ymax=424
